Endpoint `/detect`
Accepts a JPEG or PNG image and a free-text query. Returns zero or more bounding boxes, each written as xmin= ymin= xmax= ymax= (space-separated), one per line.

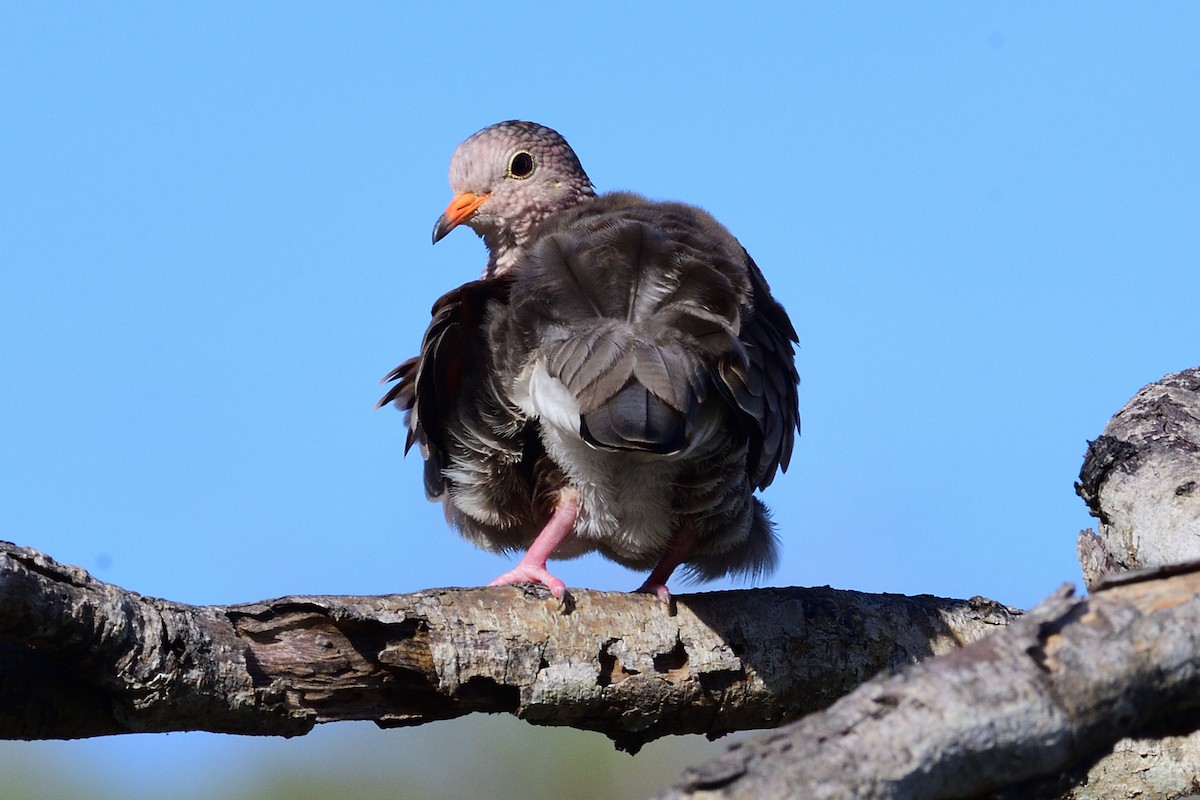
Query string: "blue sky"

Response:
xmin=2 ymin=4 xmax=1198 ymax=797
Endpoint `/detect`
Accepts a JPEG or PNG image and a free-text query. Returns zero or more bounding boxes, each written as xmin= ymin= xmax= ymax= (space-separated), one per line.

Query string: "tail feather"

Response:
xmin=579 ymin=383 xmax=687 ymax=454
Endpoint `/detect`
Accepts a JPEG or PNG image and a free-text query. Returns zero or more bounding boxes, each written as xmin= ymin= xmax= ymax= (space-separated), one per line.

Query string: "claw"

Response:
xmin=634 ymin=580 xmax=673 ymax=604
xmin=489 ymin=565 xmax=568 ymax=600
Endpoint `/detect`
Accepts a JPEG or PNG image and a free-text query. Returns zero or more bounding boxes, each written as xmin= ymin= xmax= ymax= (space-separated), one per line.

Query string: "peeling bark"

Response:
xmin=0 ymin=541 xmax=1015 ymax=749
xmin=1076 ymin=367 xmax=1200 ymax=590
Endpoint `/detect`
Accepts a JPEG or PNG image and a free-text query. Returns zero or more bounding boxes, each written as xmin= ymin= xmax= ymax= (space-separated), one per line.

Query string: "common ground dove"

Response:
xmin=381 ymin=121 xmax=799 ymax=600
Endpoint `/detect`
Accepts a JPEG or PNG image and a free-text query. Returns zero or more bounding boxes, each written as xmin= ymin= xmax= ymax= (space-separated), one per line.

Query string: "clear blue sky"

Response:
xmin=2 ymin=4 xmax=1198 ymax=798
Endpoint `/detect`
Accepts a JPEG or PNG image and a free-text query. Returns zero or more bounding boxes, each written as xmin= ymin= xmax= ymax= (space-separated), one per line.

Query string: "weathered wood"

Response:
xmin=1076 ymin=367 xmax=1200 ymax=590
xmin=655 ymin=566 xmax=1200 ymax=800
xmin=1061 ymin=730 xmax=1200 ymax=800
xmin=0 ymin=540 xmax=1016 ymax=748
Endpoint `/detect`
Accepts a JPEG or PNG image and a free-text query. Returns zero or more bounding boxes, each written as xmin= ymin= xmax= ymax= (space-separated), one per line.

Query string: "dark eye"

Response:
xmin=507 ymin=150 xmax=535 ymax=179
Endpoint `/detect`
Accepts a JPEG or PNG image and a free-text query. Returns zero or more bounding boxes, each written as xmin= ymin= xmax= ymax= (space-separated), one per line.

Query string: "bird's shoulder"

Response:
xmin=519 ymin=192 xmax=756 ymax=318
xmin=538 ymin=192 xmax=744 ymax=256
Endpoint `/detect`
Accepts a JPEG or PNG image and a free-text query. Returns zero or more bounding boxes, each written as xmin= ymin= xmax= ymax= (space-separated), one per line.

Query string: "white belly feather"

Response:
xmin=515 ymin=360 xmax=680 ymax=561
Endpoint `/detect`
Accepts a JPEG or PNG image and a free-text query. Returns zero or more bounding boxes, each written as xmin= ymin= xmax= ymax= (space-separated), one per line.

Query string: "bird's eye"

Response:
xmin=507 ymin=150 xmax=535 ymax=179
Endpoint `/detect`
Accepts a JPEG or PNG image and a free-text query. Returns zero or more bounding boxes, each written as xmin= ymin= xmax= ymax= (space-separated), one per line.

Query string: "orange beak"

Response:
xmin=432 ymin=191 xmax=490 ymax=244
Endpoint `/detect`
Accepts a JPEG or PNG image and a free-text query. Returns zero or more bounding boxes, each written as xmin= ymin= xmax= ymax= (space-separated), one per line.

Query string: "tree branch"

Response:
xmin=656 ymin=562 xmax=1200 ymax=800
xmin=0 ymin=540 xmax=1015 ymax=748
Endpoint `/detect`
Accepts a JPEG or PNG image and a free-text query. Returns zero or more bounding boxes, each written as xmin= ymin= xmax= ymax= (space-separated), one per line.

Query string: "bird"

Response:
xmin=380 ymin=120 xmax=799 ymax=601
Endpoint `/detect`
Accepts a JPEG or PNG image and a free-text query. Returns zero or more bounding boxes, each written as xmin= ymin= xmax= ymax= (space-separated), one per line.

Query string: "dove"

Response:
xmin=381 ymin=121 xmax=799 ymax=601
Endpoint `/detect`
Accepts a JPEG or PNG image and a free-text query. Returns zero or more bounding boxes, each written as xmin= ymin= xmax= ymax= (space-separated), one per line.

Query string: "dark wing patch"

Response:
xmin=720 ymin=250 xmax=800 ymax=489
xmin=379 ymin=277 xmax=517 ymax=494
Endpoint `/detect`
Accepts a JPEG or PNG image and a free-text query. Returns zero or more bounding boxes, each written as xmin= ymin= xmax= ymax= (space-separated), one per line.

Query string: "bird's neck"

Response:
xmin=481 ymin=192 xmax=596 ymax=279
xmin=482 ymin=226 xmax=525 ymax=279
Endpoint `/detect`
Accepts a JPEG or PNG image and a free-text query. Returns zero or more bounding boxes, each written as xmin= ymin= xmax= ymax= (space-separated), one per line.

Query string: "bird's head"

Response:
xmin=432 ymin=120 xmax=596 ymax=276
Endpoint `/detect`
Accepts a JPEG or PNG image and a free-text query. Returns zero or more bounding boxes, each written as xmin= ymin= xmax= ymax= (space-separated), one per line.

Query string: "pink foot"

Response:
xmin=634 ymin=580 xmax=673 ymax=604
xmin=489 ymin=564 xmax=567 ymax=599
xmin=634 ymin=527 xmax=696 ymax=604
xmin=487 ymin=494 xmax=579 ymax=601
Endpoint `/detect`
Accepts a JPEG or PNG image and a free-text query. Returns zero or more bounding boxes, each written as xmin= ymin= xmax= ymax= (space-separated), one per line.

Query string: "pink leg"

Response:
xmin=635 ymin=527 xmax=697 ymax=603
xmin=488 ymin=495 xmax=580 ymax=599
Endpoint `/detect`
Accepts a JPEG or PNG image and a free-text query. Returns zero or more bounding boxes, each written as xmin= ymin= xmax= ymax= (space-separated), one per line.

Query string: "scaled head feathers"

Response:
xmin=432 ymin=121 xmax=597 ymax=276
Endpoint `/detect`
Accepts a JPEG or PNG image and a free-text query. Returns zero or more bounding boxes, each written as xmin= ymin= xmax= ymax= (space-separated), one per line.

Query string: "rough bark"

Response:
xmin=1062 ymin=730 xmax=1200 ymax=800
xmin=0 ymin=540 xmax=1015 ymax=749
xmin=656 ymin=563 xmax=1200 ymax=800
xmin=1076 ymin=367 xmax=1200 ymax=590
